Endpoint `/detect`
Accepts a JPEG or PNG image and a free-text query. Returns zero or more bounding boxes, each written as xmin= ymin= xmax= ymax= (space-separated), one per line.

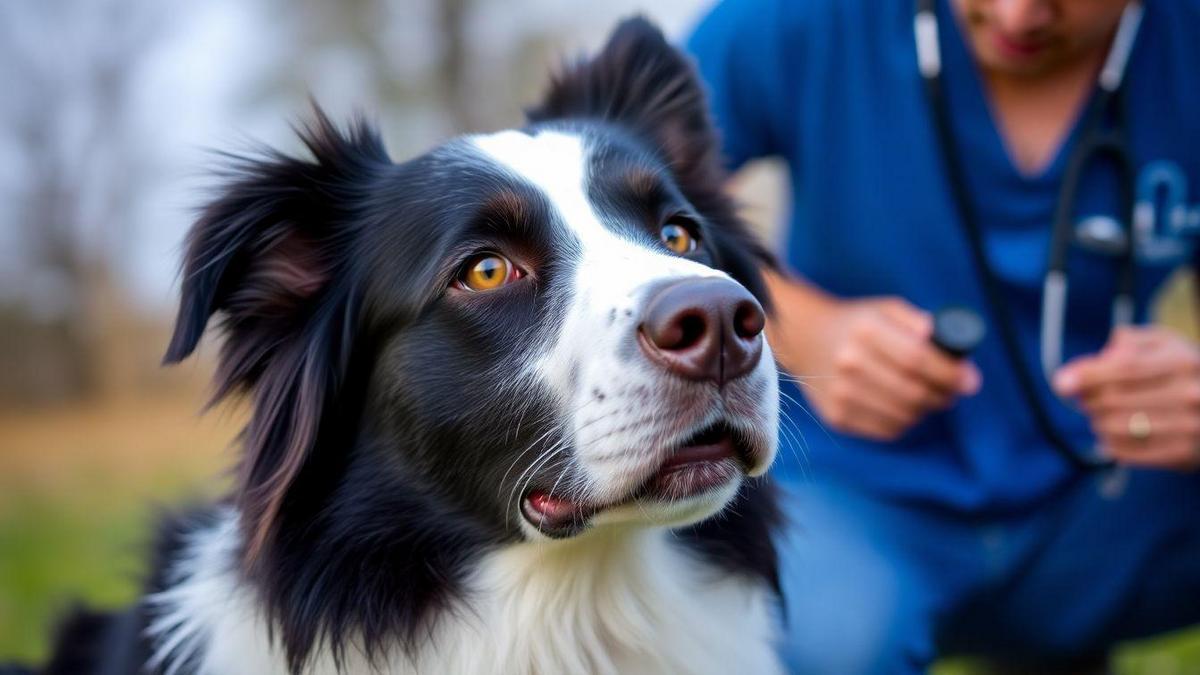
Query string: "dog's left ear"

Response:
xmin=528 ymin=16 xmax=776 ymax=304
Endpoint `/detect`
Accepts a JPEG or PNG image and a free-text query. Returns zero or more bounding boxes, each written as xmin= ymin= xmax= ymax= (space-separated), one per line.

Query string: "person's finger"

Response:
xmin=1093 ymin=409 xmax=1200 ymax=441
xmin=811 ymin=383 xmax=909 ymax=441
xmin=878 ymin=300 xmax=933 ymax=339
xmin=844 ymin=372 xmax=926 ymax=428
xmin=861 ymin=322 xmax=980 ymax=397
xmin=1052 ymin=353 xmax=1099 ymax=397
xmin=1105 ymin=325 xmax=1168 ymax=353
xmin=1078 ymin=374 xmax=1200 ymax=414
xmin=843 ymin=399 xmax=910 ymax=440
xmin=813 ymin=364 xmax=917 ymax=432
xmin=850 ymin=354 xmax=955 ymax=416
xmin=842 ymin=414 xmax=908 ymax=441
xmin=834 ymin=401 xmax=909 ymax=441
xmin=1054 ymin=345 xmax=1195 ymax=397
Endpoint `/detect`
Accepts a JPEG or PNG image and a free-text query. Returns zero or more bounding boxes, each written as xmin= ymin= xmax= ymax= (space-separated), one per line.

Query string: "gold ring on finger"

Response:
xmin=1128 ymin=411 xmax=1152 ymax=442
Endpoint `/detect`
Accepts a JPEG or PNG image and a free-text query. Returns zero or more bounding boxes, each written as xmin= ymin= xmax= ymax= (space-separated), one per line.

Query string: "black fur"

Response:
xmin=40 ymin=17 xmax=781 ymax=674
xmin=42 ymin=608 xmax=138 ymax=675
xmin=678 ymin=478 xmax=783 ymax=594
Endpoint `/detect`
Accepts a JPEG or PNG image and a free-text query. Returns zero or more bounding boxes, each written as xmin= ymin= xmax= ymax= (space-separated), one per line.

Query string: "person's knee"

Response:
xmin=775 ymin=575 xmax=931 ymax=674
xmin=773 ymin=492 xmax=935 ymax=674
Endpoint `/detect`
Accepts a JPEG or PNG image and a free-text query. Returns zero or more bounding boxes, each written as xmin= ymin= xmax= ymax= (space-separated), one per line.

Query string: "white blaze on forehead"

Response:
xmin=469 ymin=130 xmax=722 ymax=278
xmin=471 ymin=130 xmax=598 ymax=246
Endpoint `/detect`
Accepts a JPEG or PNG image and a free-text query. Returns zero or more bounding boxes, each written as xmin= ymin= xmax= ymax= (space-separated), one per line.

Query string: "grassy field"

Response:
xmin=0 ymin=276 xmax=1197 ymax=669
xmin=0 ymin=387 xmax=241 ymax=664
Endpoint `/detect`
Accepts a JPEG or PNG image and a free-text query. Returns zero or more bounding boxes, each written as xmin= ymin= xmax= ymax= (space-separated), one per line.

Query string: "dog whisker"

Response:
xmin=506 ymin=434 xmax=570 ymax=526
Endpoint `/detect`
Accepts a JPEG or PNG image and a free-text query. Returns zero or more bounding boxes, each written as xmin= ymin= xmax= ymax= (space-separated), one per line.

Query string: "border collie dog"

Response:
xmin=42 ymin=18 xmax=782 ymax=675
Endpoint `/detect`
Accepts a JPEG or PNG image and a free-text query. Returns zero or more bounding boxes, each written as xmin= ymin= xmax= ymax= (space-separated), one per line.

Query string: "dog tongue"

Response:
xmin=527 ymin=491 xmax=576 ymax=523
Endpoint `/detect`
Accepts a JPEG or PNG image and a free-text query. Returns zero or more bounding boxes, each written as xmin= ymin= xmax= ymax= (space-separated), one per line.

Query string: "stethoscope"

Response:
xmin=914 ymin=0 xmax=1144 ymax=472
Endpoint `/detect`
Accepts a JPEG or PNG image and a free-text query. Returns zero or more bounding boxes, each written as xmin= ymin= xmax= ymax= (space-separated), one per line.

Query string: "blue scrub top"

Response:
xmin=687 ymin=0 xmax=1200 ymax=513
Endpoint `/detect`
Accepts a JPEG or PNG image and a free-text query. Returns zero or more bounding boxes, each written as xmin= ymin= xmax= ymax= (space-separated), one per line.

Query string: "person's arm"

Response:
xmin=766 ymin=270 xmax=980 ymax=441
xmin=685 ymin=0 xmax=796 ymax=171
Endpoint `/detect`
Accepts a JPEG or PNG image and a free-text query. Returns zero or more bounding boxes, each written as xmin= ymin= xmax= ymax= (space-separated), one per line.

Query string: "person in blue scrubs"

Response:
xmin=687 ymin=0 xmax=1200 ymax=672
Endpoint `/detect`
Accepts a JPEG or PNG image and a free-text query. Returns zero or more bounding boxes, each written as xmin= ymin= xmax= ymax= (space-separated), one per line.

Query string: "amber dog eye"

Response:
xmin=660 ymin=222 xmax=698 ymax=255
xmin=458 ymin=253 xmax=521 ymax=292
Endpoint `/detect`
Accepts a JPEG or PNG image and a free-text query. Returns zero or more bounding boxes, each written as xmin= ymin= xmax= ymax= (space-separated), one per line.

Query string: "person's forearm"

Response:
xmin=764 ymin=268 xmax=836 ymax=315
xmin=763 ymin=269 xmax=837 ymax=373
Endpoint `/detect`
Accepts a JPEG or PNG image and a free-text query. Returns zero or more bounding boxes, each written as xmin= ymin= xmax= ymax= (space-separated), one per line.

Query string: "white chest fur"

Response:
xmin=147 ymin=510 xmax=781 ymax=675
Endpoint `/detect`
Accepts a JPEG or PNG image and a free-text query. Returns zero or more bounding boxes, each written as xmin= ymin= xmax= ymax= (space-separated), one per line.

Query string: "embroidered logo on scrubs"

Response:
xmin=1134 ymin=160 xmax=1200 ymax=261
xmin=1075 ymin=160 xmax=1200 ymax=263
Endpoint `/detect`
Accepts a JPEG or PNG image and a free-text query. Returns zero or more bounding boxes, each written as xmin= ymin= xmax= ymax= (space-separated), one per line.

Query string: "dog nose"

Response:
xmin=638 ymin=278 xmax=765 ymax=384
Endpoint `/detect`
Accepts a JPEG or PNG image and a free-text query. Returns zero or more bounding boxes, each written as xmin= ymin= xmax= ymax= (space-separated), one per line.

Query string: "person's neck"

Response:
xmin=962 ymin=19 xmax=1113 ymax=175
xmin=980 ymin=44 xmax=1108 ymax=101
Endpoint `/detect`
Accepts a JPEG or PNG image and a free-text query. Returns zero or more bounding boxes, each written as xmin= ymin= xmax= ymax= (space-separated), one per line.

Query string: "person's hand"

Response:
xmin=767 ymin=276 xmax=981 ymax=441
xmin=1053 ymin=325 xmax=1200 ymax=472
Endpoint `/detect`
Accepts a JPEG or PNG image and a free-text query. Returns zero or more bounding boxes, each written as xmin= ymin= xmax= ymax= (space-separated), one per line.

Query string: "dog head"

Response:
xmin=165 ymin=16 xmax=778 ymax=667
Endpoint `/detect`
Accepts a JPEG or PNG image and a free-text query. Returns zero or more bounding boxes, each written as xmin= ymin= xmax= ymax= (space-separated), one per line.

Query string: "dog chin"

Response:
xmin=596 ymin=477 xmax=745 ymax=529
xmin=516 ymin=409 xmax=777 ymax=541
xmin=518 ymin=475 xmax=744 ymax=542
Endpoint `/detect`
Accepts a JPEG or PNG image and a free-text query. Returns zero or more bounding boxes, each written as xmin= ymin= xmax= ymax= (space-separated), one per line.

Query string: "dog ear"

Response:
xmin=528 ymin=17 xmax=777 ymax=304
xmin=527 ymin=16 xmax=720 ymax=185
xmin=165 ymin=107 xmax=389 ymax=564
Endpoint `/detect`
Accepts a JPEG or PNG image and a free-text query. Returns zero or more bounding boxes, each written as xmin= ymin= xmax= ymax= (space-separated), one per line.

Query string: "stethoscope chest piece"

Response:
xmin=1074 ymin=215 xmax=1130 ymax=256
xmin=932 ymin=306 xmax=987 ymax=359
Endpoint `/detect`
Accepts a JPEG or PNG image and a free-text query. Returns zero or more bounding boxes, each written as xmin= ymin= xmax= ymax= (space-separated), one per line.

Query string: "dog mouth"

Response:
xmin=520 ymin=420 xmax=752 ymax=538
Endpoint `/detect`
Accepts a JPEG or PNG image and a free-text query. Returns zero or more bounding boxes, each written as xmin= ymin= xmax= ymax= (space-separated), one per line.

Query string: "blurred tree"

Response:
xmin=0 ymin=0 xmax=167 ymax=404
xmin=260 ymin=0 xmax=496 ymax=150
xmin=436 ymin=0 xmax=477 ymax=132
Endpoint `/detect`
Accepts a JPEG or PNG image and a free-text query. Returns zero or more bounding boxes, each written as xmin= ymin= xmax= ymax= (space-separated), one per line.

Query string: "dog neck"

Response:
xmin=146 ymin=507 xmax=779 ymax=675
xmin=455 ymin=524 xmax=780 ymax=675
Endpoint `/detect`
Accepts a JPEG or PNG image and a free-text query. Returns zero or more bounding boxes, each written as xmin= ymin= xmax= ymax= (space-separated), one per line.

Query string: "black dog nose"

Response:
xmin=638 ymin=277 xmax=765 ymax=385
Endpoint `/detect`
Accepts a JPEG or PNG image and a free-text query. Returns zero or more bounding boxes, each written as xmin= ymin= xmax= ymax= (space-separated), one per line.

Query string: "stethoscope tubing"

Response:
xmin=1043 ymin=87 xmax=1137 ymax=379
xmin=913 ymin=0 xmax=1144 ymax=472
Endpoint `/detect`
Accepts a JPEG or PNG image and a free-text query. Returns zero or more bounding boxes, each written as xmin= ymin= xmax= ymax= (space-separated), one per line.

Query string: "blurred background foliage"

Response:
xmin=0 ymin=0 xmax=1196 ymax=671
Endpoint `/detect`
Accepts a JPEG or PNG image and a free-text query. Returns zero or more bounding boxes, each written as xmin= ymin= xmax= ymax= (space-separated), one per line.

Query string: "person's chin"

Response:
xmin=972 ymin=39 xmax=1057 ymax=78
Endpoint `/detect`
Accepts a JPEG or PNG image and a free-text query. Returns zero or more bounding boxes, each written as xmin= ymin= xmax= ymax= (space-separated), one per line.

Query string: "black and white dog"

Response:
xmin=41 ymin=18 xmax=782 ymax=675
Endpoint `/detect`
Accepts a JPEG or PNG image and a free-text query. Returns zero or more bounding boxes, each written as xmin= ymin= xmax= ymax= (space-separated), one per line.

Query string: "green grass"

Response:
xmin=0 ymin=494 xmax=150 ymax=662
xmin=0 ymin=464 xmax=224 ymax=664
xmin=933 ymin=630 xmax=1200 ymax=675
xmin=0 ymin=389 xmax=236 ymax=664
